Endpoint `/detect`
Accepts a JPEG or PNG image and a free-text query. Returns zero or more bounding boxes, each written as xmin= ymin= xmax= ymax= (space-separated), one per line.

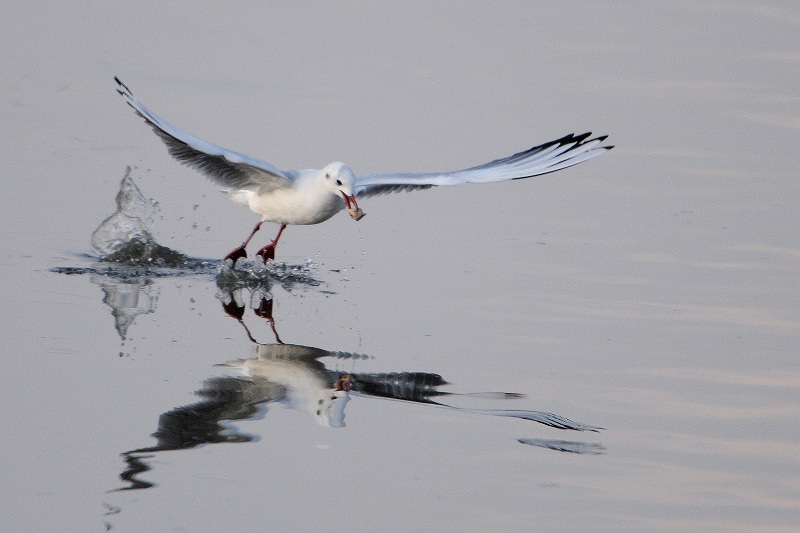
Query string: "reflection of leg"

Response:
xmin=225 ymin=220 xmax=264 ymax=265
xmin=221 ymin=294 xmax=258 ymax=343
xmin=221 ymin=298 xmax=245 ymax=320
xmin=254 ymin=297 xmax=283 ymax=344
xmin=221 ymin=294 xmax=282 ymax=344
xmin=255 ymin=224 xmax=286 ymax=263
xmin=237 ymin=320 xmax=258 ymax=344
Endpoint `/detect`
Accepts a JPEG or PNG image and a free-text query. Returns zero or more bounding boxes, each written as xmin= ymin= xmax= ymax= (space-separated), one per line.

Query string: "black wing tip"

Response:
xmin=530 ymin=132 xmax=593 ymax=152
xmin=572 ymin=131 xmax=593 ymax=143
xmin=114 ymin=76 xmax=135 ymax=100
xmin=526 ymin=131 xmax=611 ymax=153
xmin=114 ymin=75 xmax=127 ymax=90
xmin=561 ymin=132 xmax=613 ymax=146
xmin=567 ymin=132 xmax=614 ymax=152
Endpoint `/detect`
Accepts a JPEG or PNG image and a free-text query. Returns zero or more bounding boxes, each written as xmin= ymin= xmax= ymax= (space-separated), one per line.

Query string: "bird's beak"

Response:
xmin=341 ymin=192 xmax=365 ymax=221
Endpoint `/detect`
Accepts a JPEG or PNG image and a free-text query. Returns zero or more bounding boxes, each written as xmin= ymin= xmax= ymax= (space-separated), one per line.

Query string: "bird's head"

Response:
xmin=323 ymin=162 xmax=365 ymax=221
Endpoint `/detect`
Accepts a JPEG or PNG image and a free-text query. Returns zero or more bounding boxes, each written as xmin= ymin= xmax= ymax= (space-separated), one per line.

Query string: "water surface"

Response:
xmin=2 ymin=2 xmax=799 ymax=531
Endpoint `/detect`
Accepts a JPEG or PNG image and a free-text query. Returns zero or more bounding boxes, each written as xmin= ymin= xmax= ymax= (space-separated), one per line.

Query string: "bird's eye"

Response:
xmin=325 ymin=173 xmax=330 ymax=179
xmin=336 ymin=179 xmax=343 ymax=186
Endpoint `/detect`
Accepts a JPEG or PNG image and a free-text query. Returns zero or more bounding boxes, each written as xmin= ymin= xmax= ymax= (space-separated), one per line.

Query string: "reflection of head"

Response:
xmin=315 ymin=390 xmax=350 ymax=428
xmin=222 ymin=343 xmax=353 ymax=428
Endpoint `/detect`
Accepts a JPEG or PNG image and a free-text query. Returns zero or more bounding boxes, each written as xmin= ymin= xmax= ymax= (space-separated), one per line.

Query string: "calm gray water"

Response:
xmin=2 ymin=3 xmax=798 ymax=531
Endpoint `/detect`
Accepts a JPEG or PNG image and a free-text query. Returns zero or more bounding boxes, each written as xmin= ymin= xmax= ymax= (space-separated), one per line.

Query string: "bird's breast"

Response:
xmin=243 ymin=188 xmax=344 ymax=225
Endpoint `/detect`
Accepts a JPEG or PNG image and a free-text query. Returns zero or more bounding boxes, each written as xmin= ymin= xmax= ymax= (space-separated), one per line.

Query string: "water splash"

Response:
xmin=54 ymin=167 xmax=321 ymax=284
xmin=91 ymin=167 xmax=189 ymax=267
xmin=216 ymin=258 xmax=321 ymax=291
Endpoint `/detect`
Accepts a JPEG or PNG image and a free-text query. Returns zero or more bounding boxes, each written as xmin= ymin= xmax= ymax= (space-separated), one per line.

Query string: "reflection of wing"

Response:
xmin=116 ymin=77 xmax=293 ymax=193
xmin=126 ymin=376 xmax=284 ymax=454
xmin=460 ymin=408 xmax=602 ymax=431
xmin=518 ymin=438 xmax=606 ymax=454
xmin=118 ymin=376 xmax=284 ymax=491
xmin=355 ymin=133 xmax=612 ymax=198
xmin=349 ymin=372 xmax=601 ymax=431
xmin=256 ymin=343 xmax=349 ymax=362
xmin=351 ymin=372 xmax=449 ymax=402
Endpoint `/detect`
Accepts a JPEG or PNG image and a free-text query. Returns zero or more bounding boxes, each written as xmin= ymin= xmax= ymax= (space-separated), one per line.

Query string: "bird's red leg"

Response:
xmin=255 ymin=224 xmax=286 ymax=263
xmin=224 ymin=220 xmax=263 ymax=265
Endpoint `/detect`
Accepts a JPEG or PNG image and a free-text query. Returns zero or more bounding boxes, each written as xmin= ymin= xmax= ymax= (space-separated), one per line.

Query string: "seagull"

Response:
xmin=115 ymin=77 xmax=612 ymax=264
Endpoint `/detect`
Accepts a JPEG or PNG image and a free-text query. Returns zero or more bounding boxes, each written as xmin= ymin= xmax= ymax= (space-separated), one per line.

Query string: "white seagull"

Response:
xmin=115 ymin=77 xmax=612 ymax=264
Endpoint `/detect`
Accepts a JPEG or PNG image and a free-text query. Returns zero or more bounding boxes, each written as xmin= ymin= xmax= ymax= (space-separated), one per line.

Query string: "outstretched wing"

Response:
xmin=115 ymin=77 xmax=293 ymax=192
xmin=354 ymin=132 xmax=612 ymax=198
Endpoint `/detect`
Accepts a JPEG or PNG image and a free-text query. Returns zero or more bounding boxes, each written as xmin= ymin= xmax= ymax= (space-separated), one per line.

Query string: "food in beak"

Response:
xmin=342 ymin=192 xmax=366 ymax=221
xmin=347 ymin=207 xmax=365 ymax=220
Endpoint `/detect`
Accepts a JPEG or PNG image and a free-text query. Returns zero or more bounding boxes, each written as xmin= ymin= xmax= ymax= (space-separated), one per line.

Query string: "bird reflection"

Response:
xmin=117 ymin=290 xmax=603 ymax=491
